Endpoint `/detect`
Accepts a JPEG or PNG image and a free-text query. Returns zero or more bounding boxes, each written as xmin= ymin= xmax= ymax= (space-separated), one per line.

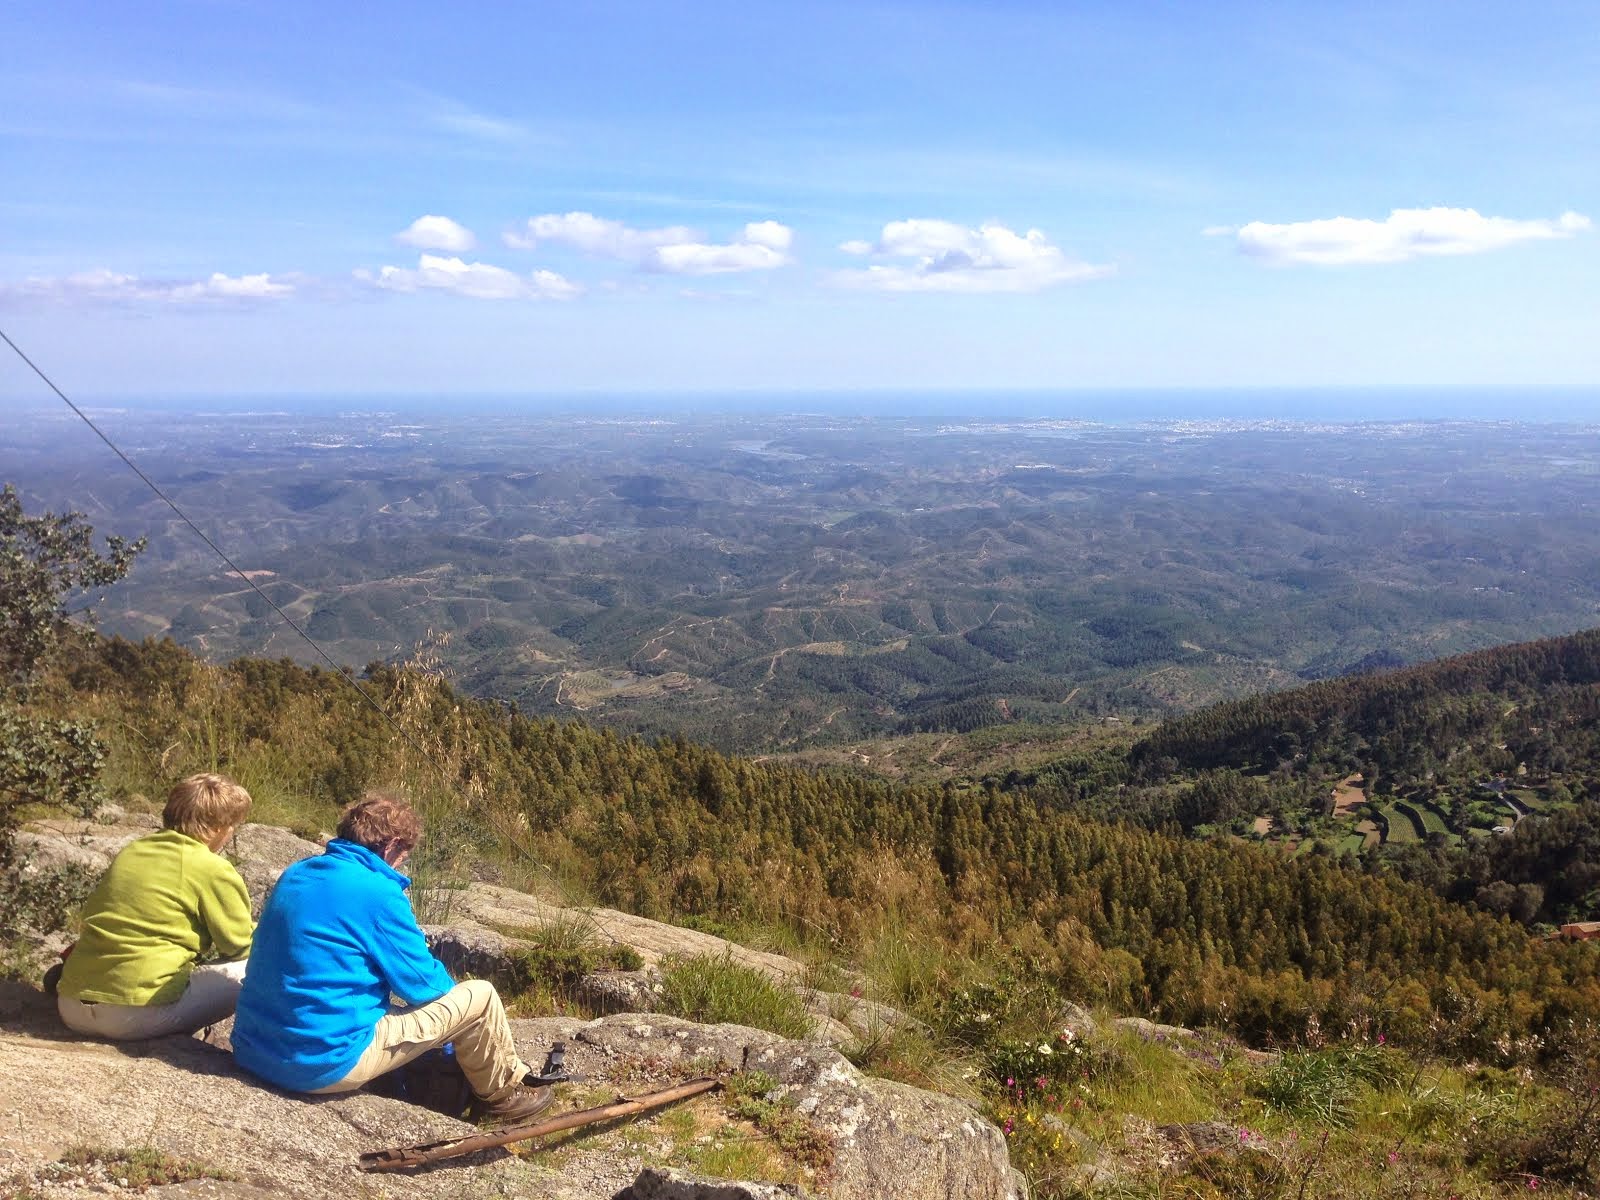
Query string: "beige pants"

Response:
xmin=57 ymin=959 xmax=247 ymax=1040
xmin=308 ymin=980 xmax=531 ymax=1102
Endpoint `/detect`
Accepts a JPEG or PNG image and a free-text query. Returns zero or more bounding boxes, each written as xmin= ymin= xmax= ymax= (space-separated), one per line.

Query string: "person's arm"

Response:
xmin=367 ymin=884 xmax=456 ymax=1006
xmin=194 ymin=856 xmax=254 ymax=961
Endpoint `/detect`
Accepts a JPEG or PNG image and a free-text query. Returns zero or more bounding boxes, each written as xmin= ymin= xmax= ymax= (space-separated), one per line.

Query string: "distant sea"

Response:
xmin=42 ymin=387 xmax=1600 ymax=423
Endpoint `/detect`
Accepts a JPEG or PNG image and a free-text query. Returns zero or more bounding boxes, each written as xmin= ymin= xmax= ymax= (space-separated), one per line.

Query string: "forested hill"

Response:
xmin=1023 ymin=625 xmax=1600 ymax=932
xmin=1130 ymin=626 xmax=1600 ymax=778
xmin=38 ymin=633 xmax=1600 ymax=1058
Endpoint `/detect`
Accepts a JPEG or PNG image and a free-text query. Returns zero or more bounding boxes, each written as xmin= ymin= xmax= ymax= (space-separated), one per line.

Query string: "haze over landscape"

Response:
xmin=5 ymin=4 xmax=1600 ymax=1199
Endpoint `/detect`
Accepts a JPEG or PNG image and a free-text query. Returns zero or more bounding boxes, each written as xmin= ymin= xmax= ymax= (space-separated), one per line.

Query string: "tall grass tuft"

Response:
xmin=659 ymin=951 xmax=814 ymax=1041
xmin=1258 ymin=1043 xmax=1405 ymax=1126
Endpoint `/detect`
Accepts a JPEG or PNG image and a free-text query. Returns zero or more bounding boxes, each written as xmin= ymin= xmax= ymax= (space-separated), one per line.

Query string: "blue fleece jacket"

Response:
xmin=230 ymin=838 xmax=455 ymax=1092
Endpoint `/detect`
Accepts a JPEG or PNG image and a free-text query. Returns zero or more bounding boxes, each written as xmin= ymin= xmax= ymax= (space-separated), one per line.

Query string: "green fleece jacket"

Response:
xmin=59 ymin=828 xmax=253 ymax=1006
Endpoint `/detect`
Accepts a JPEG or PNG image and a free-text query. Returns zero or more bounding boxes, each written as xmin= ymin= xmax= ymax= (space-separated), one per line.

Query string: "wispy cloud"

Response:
xmin=357 ymin=254 xmax=578 ymax=300
xmin=1215 ymin=207 xmax=1592 ymax=266
xmin=0 ymin=269 xmax=298 ymax=305
xmin=420 ymin=95 xmax=531 ymax=143
xmin=395 ymin=215 xmax=477 ymax=252
xmin=832 ymin=219 xmax=1112 ymax=293
xmin=108 ymin=79 xmax=320 ymax=121
xmin=507 ymin=213 xmax=794 ymax=275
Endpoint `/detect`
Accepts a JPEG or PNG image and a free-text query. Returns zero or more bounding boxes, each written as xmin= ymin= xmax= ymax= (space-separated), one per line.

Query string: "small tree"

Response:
xmin=0 ymin=484 xmax=144 ymax=866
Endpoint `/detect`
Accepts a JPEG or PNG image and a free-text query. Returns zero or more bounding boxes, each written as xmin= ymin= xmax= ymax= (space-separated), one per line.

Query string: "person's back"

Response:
xmin=232 ymin=837 xmax=454 ymax=1090
xmin=57 ymin=774 xmax=253 ymax=1040
xmin=231 ymin=791 xmax=551 ymax=1125
xmin=60 ymin=828 xmax=250 ymax=1006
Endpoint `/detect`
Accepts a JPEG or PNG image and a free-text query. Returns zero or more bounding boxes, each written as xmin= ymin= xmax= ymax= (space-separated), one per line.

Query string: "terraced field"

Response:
xmin=1397 ymin=799 xmax=1451 ymax=838
xmin=1379 ymin=803 xmax=1422 ymax=843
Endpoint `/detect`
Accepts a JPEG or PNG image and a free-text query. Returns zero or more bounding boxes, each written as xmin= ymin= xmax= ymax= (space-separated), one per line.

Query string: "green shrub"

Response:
xmin=0 ymin=858 xmax=96 ymax=977
xmin=659 ymin=951 xmax=813 ymax=1040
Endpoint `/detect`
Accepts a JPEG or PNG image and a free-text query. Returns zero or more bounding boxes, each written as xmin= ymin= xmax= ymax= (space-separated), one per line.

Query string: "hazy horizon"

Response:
xmin=8 ymin=386 xmax=1600 ymax=424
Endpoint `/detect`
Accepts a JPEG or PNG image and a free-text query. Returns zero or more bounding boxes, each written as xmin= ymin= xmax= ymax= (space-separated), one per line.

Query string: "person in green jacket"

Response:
xmin=56 ymin=773 xmax=254 ymax=1040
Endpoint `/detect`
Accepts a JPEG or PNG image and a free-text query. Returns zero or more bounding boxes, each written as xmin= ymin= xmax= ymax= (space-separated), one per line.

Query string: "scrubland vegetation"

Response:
xmin=5 ymin=489 xmax=1600 ymax=1196
xmin=4 ymin=628 xmax=1598 ymax=1195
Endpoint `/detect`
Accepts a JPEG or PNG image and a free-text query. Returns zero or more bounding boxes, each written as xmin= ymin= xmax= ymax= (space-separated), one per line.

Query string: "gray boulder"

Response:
xmin=576 ymin=1013 xmax=1026 ymax=1200
xmin=12 ymin=830 xmax=117 ymax=876
xmin=225 ymin=823 xmax=323 ymax=911
xmin=578 ymin=968 xmax=668 ymax=1015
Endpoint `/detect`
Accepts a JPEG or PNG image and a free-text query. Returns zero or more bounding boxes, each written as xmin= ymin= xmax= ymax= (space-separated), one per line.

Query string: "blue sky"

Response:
xmin=1 ymin=0 xmax=1597 ymax=401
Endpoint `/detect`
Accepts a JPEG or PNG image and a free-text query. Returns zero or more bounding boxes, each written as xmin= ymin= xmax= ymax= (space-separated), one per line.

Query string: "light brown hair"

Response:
xmin=336 ymin=791 xmax=422 ymax=854
xmin=163 ymin=773 xmax=252 ymax=842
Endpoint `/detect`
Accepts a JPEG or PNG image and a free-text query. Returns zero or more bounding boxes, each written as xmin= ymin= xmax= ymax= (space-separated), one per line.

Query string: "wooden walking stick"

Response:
xmin=360 ymin=1076 xmax=723 ymax=1171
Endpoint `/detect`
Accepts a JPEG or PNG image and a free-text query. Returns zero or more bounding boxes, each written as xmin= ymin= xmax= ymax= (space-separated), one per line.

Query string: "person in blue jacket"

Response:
xmin=231 ymin=791 xmax=551 ymax=1124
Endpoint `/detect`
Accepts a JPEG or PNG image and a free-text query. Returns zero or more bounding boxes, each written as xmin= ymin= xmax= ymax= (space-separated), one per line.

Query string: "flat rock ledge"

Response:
xmin=0 ymin=986 xmax=1023 ymax=1200
xmin=19 ymin=819 xmax=912 ymax=1048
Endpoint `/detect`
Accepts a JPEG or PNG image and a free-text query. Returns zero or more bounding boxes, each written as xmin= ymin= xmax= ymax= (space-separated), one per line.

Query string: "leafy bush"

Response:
xmin=0 ymin=857 xmax=96 ymax=976
xmin=1 ymin=487 xmax=141 ymax=868
xmin=1498 ymin=1021 xmax=1600 ymax=1186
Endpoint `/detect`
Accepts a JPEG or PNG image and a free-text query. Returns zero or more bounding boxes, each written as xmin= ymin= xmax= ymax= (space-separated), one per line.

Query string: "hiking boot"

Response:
xmin=469 ymin=1084 xmax=554 ymax=1126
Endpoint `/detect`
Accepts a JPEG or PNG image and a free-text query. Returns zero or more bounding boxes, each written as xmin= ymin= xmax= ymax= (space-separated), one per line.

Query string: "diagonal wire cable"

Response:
xmin=2 ymin=327 xmax=626 ymax=945
xmin=0 ymin=325 xmax=434 ymax=760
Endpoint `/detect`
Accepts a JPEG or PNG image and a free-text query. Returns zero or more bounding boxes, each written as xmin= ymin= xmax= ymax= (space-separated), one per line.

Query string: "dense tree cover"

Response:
xmin=1130 ymin=628 xmax=1600 ymax=782
xmin=1012 ymin=628 xmax=1600 ymax=930
xmin=38 ymin=633 xmax=1600 ymax=1060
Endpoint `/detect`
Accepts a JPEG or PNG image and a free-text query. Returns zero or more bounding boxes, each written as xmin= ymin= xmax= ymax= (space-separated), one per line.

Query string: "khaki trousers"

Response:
xmin=308 ymin=980 xmax=530 ymax=1102
xmin=57 ymin=959 xmax=247 ymax=1040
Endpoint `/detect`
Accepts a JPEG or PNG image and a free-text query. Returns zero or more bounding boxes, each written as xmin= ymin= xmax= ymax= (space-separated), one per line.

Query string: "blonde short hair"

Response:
xmin=163 ymin=773 xmax=252 ymax=842
xmin=337 ymin=791 xmax=422 ymax=854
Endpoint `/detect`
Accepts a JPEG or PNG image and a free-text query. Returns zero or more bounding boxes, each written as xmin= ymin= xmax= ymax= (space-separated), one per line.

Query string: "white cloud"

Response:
xmin=508 ymin=213 xmax=794 ymax=275
xmin=359 ymin=254 xmax=579 ymax=300
xmin=832 ymin=219 xmax=1112 ymax=293
xmin=1230 ymin=207 xmax=1592 ymax=266
xmin=645 ymin=241 xmax=788 ymax=275
xmin=740 ymin=221 xmax=793 ymax=251
xmin=0 ymin=268 xmax=296 ymax=305
xmin=395 ymin=215 xmax=476 ymax=252
xmin=644 ymin=222 xmax=795 ymax=276
xmin=505 ymin=212 xmax=697 ymax=258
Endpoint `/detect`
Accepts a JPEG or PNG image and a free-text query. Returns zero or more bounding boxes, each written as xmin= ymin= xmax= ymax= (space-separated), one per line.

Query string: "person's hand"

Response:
xmin=206 ymin=824 xmax=238 ymax=853
xmin=382 ymin=838 xmax=412 ymax=869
